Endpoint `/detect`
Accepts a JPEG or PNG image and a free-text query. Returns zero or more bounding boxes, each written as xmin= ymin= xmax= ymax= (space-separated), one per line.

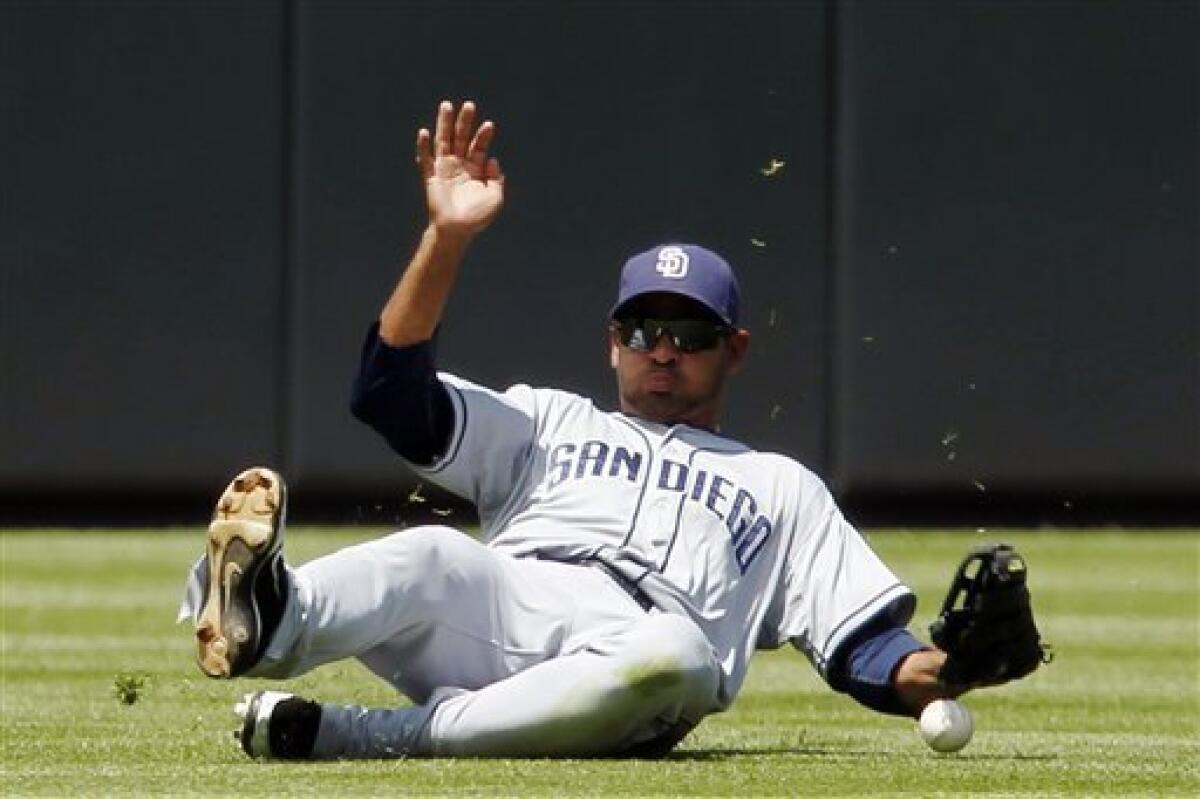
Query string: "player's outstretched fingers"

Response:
xmin=415 ymin=128 xmax=434 ymax=178
xmin=433 ymin=99 xmax=454 ymax=157
xmin=486 ymin=156 xmax=504 ymax=183
xmin=454 ymin=100 xmax=476 ymax=157
xmin=467 ymin=120 xmax=496 ymax=168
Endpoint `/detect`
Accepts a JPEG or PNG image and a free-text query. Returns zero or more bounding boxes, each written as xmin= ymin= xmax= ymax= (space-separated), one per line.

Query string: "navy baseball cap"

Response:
xmin=610 ymin=243 xmax=741 ymax=326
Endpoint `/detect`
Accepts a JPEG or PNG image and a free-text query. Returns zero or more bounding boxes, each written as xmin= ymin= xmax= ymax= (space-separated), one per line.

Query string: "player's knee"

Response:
xmin=635 ymin=614 xmax=713 ymax=665
xmin=384 ymin=525 xmax=465 ymax=557
xmin=382 ymin=524 xmax=478 ymax=563
xmin=356 ymin=526 xmax=477 ymax=603
xmin=619 ymin=615 xmax=719 ymax=703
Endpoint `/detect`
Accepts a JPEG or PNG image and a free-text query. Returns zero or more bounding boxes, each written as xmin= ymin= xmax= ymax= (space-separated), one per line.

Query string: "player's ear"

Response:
xmin=725 ymin=328 xmax=750 ymax=375
xmin=608 ymin=328 xmax=621 ymax=370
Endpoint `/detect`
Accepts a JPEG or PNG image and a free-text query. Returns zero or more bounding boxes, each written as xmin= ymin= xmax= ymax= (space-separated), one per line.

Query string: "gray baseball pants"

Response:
xmin=243 ymin=526 xmax=723 ymax=758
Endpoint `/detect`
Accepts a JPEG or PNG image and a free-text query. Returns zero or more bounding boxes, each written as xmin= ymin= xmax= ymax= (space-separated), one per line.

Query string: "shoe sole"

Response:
xmin=195 ymin=467 xmax=286 ymax=678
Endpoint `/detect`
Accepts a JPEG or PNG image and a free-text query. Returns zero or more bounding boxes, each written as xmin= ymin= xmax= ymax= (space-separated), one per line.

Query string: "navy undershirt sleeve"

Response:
xmin=349 ymin=322 xmax=454 ymax=466
xmin=827 ymin=616 xmax=927 ymax=717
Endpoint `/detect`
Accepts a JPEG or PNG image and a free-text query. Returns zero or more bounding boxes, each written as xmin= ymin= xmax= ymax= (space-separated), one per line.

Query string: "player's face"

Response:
xmin=609 ymin=293 xmax=750 ymax=431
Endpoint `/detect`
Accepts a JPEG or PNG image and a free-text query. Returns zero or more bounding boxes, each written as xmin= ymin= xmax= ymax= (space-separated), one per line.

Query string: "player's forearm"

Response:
xmin=379 ymin=225 xmax=475 ymax=347
xmin=893 ymin=648 xmax=962 ymax=715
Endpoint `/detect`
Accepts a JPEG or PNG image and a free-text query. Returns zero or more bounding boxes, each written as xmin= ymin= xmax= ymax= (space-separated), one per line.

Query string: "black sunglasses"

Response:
xmin=612 ymin=318 xmax=732 ymax=354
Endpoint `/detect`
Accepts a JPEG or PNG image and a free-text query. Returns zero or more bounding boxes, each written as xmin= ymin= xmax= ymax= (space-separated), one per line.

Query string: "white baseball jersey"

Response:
xmin=410 ymin=374 xmax=915 ymax=704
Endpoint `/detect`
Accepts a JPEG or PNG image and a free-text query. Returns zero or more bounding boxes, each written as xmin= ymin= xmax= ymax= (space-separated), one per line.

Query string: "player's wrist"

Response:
xmin=894 ymin=649 xmax=961 ymax=716
xmin=425 ymin=219 xmax=485 ymax=249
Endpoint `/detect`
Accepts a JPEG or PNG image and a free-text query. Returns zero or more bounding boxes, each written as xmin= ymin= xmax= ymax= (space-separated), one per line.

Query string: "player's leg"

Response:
xmin=183 ymin=469 xmax=547 ymax=687
xmin=224 ymin=523 xmax=553 ymax=760
xmin=247 ymin=525 xmax=585 ymax=688
xmin=413 ymin=611 xmax=723 ymax=757
xmin=252 ymin=607 xmax=715 ymax=758
xmin=239 ymin=561 xmax=724 ymax=759
xmin=240 ymin=613 xmax=722 ymax=759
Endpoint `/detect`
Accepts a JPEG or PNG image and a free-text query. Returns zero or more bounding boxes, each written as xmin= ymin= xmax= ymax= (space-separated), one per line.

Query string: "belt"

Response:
xmin=590 ymin=559 xmax=656 ymax=613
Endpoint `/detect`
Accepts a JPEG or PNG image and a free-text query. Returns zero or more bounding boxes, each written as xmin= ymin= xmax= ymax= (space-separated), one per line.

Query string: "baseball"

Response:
xmin=918 ymin=699 xmax=974 ymax=753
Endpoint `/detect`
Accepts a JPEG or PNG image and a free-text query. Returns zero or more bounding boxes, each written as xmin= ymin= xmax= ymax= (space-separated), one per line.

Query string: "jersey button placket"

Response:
xmin=646 ymin=436 xmax=685 ymax=560
xmin=645 ymin=495 xmax=672 ymax=552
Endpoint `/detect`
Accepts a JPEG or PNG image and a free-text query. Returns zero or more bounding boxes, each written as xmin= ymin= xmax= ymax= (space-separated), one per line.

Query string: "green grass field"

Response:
xmin=2 ymin=528 xmax=1197 ymax=796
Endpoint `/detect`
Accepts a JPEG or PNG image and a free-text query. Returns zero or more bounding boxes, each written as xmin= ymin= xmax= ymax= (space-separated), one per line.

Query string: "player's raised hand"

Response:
xmin=416 ymin=100 xmax=505 ymax=238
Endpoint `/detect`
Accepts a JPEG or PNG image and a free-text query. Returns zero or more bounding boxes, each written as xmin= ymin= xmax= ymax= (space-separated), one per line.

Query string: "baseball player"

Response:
xmin=181 ymin=100 xmax=1041 ymax=760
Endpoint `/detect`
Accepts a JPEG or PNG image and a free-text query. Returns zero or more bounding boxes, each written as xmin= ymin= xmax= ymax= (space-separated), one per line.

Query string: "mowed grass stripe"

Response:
xmin=2 ymin=528 xmax=1198 ymax=796
xmin=2 ymin=633 xmax=184 ymax=652
xmin=4 ymin=584 xmax=183 ymax=609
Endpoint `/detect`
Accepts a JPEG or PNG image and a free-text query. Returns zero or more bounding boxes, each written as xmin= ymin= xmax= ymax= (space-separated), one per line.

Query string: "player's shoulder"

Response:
xmin=708 ymin=434 xmax=831 ymax=496
xmin=437 ymin=373 xmax=614 ymax=429
xmin=506 ymin=382 xmax=610 ymax=427
xmin=437 ymin=374 xmax=577 ymax=406
xmin=704 ymin=431 xmax=816 ymax=473
xmin=518 ymin=383 xmax=599 ymax=414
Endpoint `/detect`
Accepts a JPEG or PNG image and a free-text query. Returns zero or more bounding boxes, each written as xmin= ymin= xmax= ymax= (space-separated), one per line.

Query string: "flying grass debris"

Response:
xmin=941 ymin=430 xmax=959 ymax=461
xmin=759 ymin=159 xmax=786 ymax=177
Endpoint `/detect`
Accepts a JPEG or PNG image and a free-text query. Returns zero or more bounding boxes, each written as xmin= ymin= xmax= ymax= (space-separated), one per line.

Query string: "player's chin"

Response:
xmin=627 ymin=391 xmax=693 ymax=425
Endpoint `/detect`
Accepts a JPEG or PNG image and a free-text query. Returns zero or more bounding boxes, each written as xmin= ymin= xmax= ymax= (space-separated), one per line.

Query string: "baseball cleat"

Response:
xmin=234 ymin=690 xmax=322 ymax=759
xmin=195 ymin=466 xmax=289 ymax=679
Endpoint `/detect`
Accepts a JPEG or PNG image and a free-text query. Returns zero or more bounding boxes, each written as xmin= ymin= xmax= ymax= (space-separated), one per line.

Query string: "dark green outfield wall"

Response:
xmin=830 ymin=0 xmax=1198 ymax=519
xmin=2 ymin=1 xmax=1195 ymax=524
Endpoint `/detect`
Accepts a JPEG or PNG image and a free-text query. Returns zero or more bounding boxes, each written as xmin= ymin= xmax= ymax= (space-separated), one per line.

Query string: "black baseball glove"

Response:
xmin=929 ymin=543 xmax=1052 ymax=688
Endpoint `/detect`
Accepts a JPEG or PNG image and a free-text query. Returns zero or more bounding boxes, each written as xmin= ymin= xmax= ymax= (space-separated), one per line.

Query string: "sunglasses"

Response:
xmin=612 ymin=318 xmax=732 ymax=354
